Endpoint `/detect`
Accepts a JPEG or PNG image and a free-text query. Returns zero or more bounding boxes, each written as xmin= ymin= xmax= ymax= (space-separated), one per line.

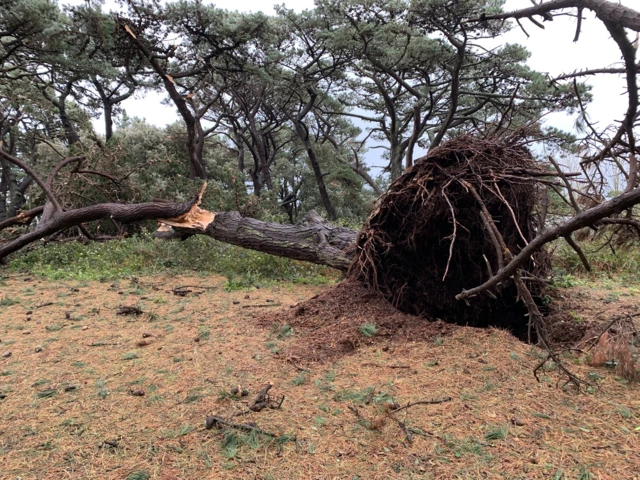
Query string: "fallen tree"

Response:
xmin=3 ymin=136 xmax=640 ymax=283
xmin=0 ymin=179 xmax=357 ymax=271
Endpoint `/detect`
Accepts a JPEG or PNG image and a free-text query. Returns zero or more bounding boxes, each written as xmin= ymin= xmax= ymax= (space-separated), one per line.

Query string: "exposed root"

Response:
xmin=350 ymin=134 xmax=550 ymax=340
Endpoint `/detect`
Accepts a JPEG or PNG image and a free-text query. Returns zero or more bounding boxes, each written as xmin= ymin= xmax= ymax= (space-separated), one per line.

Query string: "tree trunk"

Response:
xmin=0 ymin=193 xmax=357 ymax=270
xmin=292 ymin=120 xmax=337 ymax=221
xmin=104 ymin=101 xmax=114 ymax=141
xmin=389 ymin=139 xmax=403 ymax=181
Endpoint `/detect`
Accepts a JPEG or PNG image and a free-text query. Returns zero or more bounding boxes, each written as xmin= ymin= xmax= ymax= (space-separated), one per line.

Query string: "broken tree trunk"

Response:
xmin=0 ymin=184 xmax=356 ymax=270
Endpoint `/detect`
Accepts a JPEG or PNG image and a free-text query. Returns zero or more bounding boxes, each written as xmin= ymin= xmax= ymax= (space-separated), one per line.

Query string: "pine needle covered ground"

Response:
xmin=0 ymin=274 xmax=638 ymax=479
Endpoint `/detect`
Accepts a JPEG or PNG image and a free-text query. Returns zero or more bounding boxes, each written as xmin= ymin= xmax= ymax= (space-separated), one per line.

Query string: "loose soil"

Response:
xmin=0 ymin=274 xmax=639 ymax=479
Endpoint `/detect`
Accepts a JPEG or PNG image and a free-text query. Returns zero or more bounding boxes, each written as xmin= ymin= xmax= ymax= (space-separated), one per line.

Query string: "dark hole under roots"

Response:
xmin=365 ymin=211 xmax=540 ymax=343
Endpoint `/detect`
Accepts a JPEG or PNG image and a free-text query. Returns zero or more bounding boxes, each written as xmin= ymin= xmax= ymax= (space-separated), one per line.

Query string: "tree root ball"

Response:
xmin=350 ymin=135 xmax=549 ymax=340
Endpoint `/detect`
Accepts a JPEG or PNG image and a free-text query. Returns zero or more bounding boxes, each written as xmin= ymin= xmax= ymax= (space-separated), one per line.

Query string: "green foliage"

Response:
xmin=127 ymin=472 xmax=150 ymax=480
xmin=553 ymin=237 xmax=640 ymax=284
xmin=291 ymin=373 xmax=307 ymax=386
xmin=6 ymin=235 xmax=340 ymax=284
xmin=275 ymin=324 xmax=294 ymax=339
xmin=359 ymin=323 xmax=377 ymax=338
xmin=220 ymin=428 xmax=277 ymax=459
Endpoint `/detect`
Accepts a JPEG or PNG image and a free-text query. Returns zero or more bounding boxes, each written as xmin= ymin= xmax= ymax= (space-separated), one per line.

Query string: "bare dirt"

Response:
xmin=0 ymin=274 xmax=639 ymax=479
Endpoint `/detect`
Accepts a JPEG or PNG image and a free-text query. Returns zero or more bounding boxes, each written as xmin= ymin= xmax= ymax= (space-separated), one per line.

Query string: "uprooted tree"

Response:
xmin=2 ymin=0 xmax=640 ymax=384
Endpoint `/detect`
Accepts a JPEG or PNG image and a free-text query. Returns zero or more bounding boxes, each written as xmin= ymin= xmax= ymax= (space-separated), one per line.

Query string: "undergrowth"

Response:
xmin=3 ymin=235 xmax=340 ymax=286
xmin=552 ymin=237 xmax=640 ymax=287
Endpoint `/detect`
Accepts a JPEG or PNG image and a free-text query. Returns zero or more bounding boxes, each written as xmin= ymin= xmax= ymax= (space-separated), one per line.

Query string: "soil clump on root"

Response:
xmin=351 ymin=135 xmax=550 ymax=341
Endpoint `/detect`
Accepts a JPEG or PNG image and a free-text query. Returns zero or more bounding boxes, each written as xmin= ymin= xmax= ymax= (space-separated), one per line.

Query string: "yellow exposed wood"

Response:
xmin=157 ymin=183 xmax=215 ymax=231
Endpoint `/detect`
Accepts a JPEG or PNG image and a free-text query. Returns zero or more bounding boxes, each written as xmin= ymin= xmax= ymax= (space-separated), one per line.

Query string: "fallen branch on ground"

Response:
xmin=204 ymin=415 xmax=280 ymax=438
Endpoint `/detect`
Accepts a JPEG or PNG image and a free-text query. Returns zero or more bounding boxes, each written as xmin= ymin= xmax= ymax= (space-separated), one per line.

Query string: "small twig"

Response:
xmin=361 ymin=363 xmax=411 ymax=369
xmin=347 ymin=405 xmax=372 ymax=429
xmin=116 ymin=306 xmax=143 ymax=316
xmin=173 ymin=285 xmax=217 ymax=290
xmin=390 ymin=397 xmax=453 ymax=413
xmin=205 ymin=415 xmax=279 ymax=438
xmin=242 ymin=304 xmax=282 ymax=308
xmin=388 ymin=414 xmax=414 ymax=444
xmin=286 ymin=356 xmax=309 ymax=372
xmin=249 ymin=382 xmax=273 ymax=412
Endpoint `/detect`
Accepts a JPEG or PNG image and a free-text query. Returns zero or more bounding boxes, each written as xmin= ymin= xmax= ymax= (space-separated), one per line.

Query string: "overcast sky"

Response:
xmin=64 ymin=0 xmax=636 ymax=172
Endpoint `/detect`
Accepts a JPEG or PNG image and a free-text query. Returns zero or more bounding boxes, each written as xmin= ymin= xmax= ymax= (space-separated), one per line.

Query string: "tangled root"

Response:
xmin=350 ymin=135 xmax=550 ymax=340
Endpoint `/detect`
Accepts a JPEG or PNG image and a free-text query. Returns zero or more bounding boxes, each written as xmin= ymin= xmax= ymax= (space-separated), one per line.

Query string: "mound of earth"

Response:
xmin=259 ymin=279 xmax=452 ymax=363
xmin=257 ymin=280 xmax=633 ymax=365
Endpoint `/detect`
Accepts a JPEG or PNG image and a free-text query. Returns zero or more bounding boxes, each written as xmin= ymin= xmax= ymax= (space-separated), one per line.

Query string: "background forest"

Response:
xmin=1 ymin=0 xmax=588 ymax=229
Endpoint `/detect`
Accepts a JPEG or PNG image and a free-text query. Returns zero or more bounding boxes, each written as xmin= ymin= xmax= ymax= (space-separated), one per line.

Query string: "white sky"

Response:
xmin=63 ymin=0 xmax=637 ymax=172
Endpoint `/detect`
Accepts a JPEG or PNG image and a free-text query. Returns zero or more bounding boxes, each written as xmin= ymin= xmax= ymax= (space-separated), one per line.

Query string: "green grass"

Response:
xmin=0 ymin=296 xmax=20 ymax=306
xmin=553 ymin=237 xmax=640 ymax=285
xmin=359 ymin=323 xmax=377 ymax=338
xmin=615 ymin=405 xmax=633 ymax=419
xmin=4 ymin=235 xmax=339 ymax=285
xmin=484 ymin=424 xmax=508 ymax=441
xmin=127 ymin=472 xmax=150 ymax=480
xmin=291 ymin=373 xmax=308 ymax=386
xmin=275 ymin=324 xmax=294 ymax=339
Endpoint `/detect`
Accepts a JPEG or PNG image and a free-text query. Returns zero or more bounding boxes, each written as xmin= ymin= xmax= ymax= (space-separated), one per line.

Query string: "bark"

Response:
xmin=205 ymin=210 xmax=354 ymax=270
xmin=480 ymin=0 xmax=640 ymax=32
xmin=0 ymin=199 xmax=356 ymax=270
xmin=0 ymin=200 xmax=198 ymax=261
xmin=0 ymin=205 xmax=44 ymax=231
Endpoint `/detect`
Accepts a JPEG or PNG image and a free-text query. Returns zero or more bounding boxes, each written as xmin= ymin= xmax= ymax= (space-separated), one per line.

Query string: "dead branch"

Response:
xmin=205 ymin=415 xmax=280 ymax=438
xmin=456 ymin=185 xmax=640 ymax=301
xmin=249 ymin=382 xmax=283 ymax=412
xmin=0 ymin=148 xmax=64 ymax=211
xmin=564 ymin=234 xmax=592 ymax=272
xmin=390 ymin=397 xmax=453 ymax=413
xmin=116 ymin=306 xmax=143 ymax=316
xmin=0 ymin=206 xmax=44 ymax=231
xmin=474 ymin=1 xmax=640 ymax=33
xmin=552 ymin=63 xmax=640 ymax=82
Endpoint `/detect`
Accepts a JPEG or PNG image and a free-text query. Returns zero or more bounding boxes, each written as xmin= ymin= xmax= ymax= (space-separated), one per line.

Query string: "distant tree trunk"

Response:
xmin=104 ymin=101 xmax=114 ymax=141
xmin=291 ymin=118 xmax=337 ymax=221
xmin=389 ymin=138 xmax=403 ymax=181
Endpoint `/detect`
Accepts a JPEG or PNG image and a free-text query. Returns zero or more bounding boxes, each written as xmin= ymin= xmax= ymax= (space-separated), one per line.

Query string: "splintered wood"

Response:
xmin=156 ymin=182 xmax=215 ymax=231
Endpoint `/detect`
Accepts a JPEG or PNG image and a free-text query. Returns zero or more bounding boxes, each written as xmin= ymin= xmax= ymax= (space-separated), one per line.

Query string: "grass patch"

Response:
xmin=275 ymin=324 xmax=294 ymax=339
xmin=553 ymin=237 xmax=640 ymax=285
xmin=169 ymin=424 xmax=194 ymax=438
xmin=485 ymin=424 xmax=508 ymax=441
xmin=359 ymin=323 xmax=377 ymax=337
xmin=615 ymin=405 xmax=633 ymax=419
xmin=5 ymin=235 xmax=339 ymax=284
xmin=291 ymin=373 xmax=307 ymax=386
xmin=126 ymin=472 xmax=150 ymax=480
xmin=0 ymin=296 xmax=20 ymax=306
